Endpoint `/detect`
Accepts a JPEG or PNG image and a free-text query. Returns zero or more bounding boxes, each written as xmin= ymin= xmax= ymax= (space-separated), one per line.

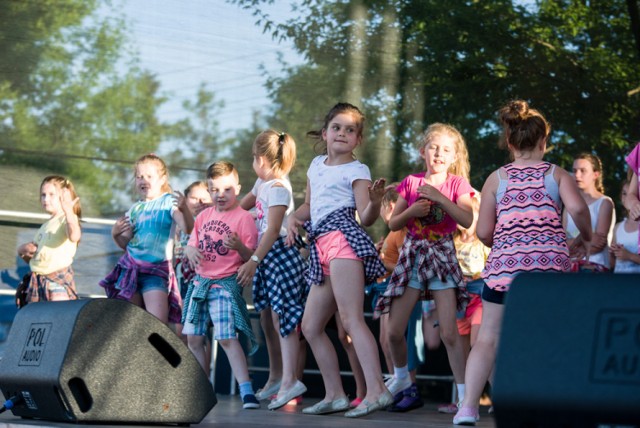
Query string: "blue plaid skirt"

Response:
xmin=252 ymin=238 xmax=309 ymax=337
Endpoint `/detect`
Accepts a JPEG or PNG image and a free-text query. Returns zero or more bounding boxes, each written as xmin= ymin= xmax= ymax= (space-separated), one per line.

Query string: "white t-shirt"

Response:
xmin=307 ymin=155 xmax=371 ymax=227
xmin=566 ymin=196 xmax=615 ymax=268
xmin=251 ymin=177 xmax=294 ymax=241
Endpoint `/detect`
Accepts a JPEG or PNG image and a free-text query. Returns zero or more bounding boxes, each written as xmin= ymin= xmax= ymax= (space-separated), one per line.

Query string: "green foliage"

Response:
xmin=232 ymin=0 xmax=640 ymax=206
xmin=0 ymin=0 xmax=167 ymax=214
xmin=164 ymin=84 xmax=230 ymax=172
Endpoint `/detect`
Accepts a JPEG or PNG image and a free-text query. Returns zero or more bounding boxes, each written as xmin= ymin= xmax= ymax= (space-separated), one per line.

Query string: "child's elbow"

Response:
xmin=477 ymin=230 xmax=492 ymax=247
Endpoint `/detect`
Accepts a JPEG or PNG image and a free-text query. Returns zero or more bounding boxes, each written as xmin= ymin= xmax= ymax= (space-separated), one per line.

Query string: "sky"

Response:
xmin=117 ymin=0 xmax=302 ymax=135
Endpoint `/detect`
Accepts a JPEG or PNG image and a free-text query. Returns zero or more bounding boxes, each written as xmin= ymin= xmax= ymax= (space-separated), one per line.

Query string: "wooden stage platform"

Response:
xmin=0 ymin=394 xmax=496 ymax=428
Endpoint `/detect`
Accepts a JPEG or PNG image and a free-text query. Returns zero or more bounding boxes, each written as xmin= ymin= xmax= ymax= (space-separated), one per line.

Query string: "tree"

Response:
xmin=163 ymin=84 xmax=232 ymax=184
xmin=232 ymin=0 xmax=640 ymax=199
xmin=0 ymin=0 xmax=168 ymax=214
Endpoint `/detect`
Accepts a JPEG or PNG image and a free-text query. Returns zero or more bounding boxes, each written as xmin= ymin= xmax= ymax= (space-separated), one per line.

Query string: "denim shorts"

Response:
xmin=407 ymin=265 xmax=457 ymax=292
xmin=137 ymin=273 xmax=168 ymax=294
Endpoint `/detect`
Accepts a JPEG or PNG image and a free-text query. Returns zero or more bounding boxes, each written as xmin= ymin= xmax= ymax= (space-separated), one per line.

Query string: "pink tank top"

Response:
xmin=482 ymin=162 xmax=570 ymax=291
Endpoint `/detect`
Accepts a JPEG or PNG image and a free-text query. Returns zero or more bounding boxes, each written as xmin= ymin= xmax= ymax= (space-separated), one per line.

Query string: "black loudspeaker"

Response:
xmin=493 ymin=272 xmax=640 ymax=428
xmin=0 ymin=299 xmax=216 ymax=424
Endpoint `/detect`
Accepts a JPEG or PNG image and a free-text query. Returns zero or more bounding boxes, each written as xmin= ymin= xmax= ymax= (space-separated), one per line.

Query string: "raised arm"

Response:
xmin=353 ymin=178 xmax=386 ymax=227
xmin=60 ymin=188 xmax=81 ymax=243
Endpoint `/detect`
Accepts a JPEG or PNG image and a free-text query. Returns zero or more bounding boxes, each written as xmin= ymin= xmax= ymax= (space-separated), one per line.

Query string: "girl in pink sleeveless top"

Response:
xmin=454 ymin=100 xmax=593 ymax=425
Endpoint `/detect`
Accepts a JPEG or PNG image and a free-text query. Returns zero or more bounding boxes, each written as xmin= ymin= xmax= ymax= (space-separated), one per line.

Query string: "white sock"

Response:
xmin=457 ymin=383 xmax=465 ymax=402
xmin=394 ymin=365 xmax=409 ymax=380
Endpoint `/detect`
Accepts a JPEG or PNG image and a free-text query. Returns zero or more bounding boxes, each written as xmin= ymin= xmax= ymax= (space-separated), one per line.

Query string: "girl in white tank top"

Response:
xmin=563 ymin=154 xmax=615 ymax=269
xmin=610 ymin=182 xmax=640 ymax=272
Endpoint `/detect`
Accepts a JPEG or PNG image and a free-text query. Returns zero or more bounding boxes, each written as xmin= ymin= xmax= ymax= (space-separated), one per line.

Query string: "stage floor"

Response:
xmin=0 ymin=394 xmax=495 ymax=428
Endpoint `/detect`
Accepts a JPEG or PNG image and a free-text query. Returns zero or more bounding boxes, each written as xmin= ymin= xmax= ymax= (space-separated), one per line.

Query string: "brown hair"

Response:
xmin=40 ymin=175 xmax=82 ymax=218
xmin=498 ymin=100 xmax=550 ymax=153
xmin=134 ymin=154 xmax=172 ymax=194
xmin=575 ymin=152 xmax=605 ymax=193
xmin=206 ymin=160 xmax=239 ymax=182
xmin=253 ymin=130 xmax=296 ymax=178
xmin=381 ymin=183 xmax=400 ymax=209
xmin=307 ymin=102 xmax=365 ymax=154
xmin=420 ymin=123 xmax=470 ymax=181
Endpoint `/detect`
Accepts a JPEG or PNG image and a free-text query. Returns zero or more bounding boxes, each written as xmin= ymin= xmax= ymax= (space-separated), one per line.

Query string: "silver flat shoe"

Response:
xmin=255 ymin=380 xmax=281 ymax=401
xmin=344 ymin=390 xmax=394 ymax=418
xmin=302 ymin=396 xmax=350 ymax=415
xmin=268 ymin=381 xmax=307 ymax=410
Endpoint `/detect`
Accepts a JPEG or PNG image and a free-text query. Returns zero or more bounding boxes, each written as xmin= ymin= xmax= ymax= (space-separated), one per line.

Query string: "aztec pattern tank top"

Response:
xmin=482 ymin=162 xmax=570 ymax=292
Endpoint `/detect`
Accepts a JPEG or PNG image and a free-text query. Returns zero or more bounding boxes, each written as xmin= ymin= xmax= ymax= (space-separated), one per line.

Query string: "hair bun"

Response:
xmin=499 ymin=99 xmax=529 ymax=125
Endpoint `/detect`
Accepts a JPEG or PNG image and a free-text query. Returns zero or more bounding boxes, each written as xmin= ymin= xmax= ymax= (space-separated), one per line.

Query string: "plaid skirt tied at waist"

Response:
xmin=252 ymin=237 xmax=308 ymax=337
xmin=25 ymin=266 xmax=78 ymax=304
xmin=374 ymin=234 xmax=468 ymax=319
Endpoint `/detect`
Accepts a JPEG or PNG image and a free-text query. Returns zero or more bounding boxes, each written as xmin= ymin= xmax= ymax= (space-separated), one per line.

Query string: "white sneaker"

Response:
xmin=386 ymin=376 xmax=412 ymax=397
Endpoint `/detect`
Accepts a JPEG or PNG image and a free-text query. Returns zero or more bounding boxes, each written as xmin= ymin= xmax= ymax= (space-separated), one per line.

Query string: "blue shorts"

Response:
xmin=182 ymin=287 xmax=237 ymax=339
xmin=119 ymin=272 xmax=168 ymax=294
xmin=407 ymin=265 xmax=457 ymax=292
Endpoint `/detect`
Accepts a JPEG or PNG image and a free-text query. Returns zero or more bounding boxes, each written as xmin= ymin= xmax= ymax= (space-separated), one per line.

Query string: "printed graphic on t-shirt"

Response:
xmin=255 ymin=200 xmax=264 ymax=221
xmin=197 ymin=219 xmax=232 ymax=262
xmin=410 ymin=200 xmax=447 ymax=241
xmin=418 ymin=199 xmax=445 ymax=226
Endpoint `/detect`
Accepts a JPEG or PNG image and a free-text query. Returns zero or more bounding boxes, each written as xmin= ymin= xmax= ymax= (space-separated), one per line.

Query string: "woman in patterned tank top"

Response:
xmin=454 ymin=100 xmax=593 ymax=425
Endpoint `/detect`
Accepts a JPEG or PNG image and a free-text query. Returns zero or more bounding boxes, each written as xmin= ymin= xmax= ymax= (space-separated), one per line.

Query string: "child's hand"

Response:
xmin=610 ymin=243 xmax=632 ymax=261
xmin=569 ymin=234 xmax=591 ymax=261
xmin=113 ymin=215 xmax=133 ymax=237
xmin=183 ymin=245 xmax=202 ymax=269
xmin=223 ymin=232 xmax=243 ymax=251
xmin=194 ymin=201 xmax=212 ymax=216
xmin=173 ymin=190 xmax=188 ymax=212
xmin=286 ymin=215 xmax=304 ymax=247
xmin=113 ymin=215 xmax=133 ymax=235
xmin=368 ymin=178 xmax=387 ymax=204
xmin=374 ymin=236 xmax=384 ymax=253
xmin=417 ymin=183 xmax=445 ymax=204
xmin=60 ymin=188 xmax=79 ymax=216
xmin=18 ymin=242 xmax=37 ymax=263
xmin=407 ymin=198 xmax=432 ymax=218
xmin=111 ymin=215 xmax=133 ymax=249
xmin=237 ymin=261 xmax=258 ymax=288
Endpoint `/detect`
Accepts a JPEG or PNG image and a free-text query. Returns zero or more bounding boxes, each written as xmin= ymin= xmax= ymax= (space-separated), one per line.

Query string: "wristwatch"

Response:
xmin=250 ymin=255 xmax=260 ymax=264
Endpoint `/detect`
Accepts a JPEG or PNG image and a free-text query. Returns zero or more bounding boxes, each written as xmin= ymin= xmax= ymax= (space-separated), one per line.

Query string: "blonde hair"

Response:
xmin=134 ymin=154 xmax=172 ymax=194
xmin=575 ymin=152 xmax=605 ymax=193
xmin=420 ymin=123 xmax=470 ymax=181
xmin=41 ymin=175 xmax=82 ymax=218
xmin=206 ymin=160 xmax=239 ymax=182
xmin=184 ymin=181 xmax=207 ymax=196
xmin=253 ymin=130 xmax=296 ymax=178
